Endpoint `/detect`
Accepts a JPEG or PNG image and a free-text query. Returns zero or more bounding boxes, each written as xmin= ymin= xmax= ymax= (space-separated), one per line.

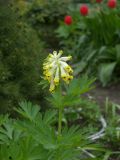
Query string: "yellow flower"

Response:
xmin=43 ymin=50 xmax=73 ymax=92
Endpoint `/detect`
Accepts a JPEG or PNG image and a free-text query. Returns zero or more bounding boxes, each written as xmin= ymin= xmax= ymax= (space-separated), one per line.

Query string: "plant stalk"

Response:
xmin=58 ymin=107 xmax=62 ymax=137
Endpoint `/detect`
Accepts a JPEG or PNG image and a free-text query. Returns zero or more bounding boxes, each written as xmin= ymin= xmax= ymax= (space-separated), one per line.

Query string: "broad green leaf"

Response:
xmin=99 ymin=62 xmax=117 ymax=86
xmin=115 ymin=44 xmax=120 ymax=62
xmin=73 ymin=61 xmax=87 ymax=76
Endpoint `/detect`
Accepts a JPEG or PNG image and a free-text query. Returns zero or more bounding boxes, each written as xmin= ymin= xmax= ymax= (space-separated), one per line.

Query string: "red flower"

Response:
xmin=64 ymin=15 xmax=72 ymax=25
xmin=96 ymin=0 xmax=102 ymax=3
xmin=107 ymin=0 xmax=117 ymax=8
xmin=80 ymin=5 xmax=89 ymax=16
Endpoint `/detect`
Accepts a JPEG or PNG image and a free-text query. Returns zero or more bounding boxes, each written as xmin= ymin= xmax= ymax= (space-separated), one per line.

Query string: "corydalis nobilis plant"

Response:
xmin=0 ymin=56 xmax=105 ymax=160
xmin=43 ymin=50 xmax=73 ymax=92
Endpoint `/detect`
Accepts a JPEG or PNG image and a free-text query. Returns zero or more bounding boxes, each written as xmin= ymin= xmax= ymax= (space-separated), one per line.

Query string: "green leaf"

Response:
xmin=0 ymin=115 xmax=9 ymax=126
xmin=73 ymin=61 xmax=87 ymax=76
xmin=99 ymin=62 xmax=117 ymax=86
xmin=115 ymin=44 xmax=120 ymax=62
xmin=43 ymin=110 xmax=57 ymax=124
xmin=15 ymin=101 xmax=40 ymax=121
xmin=56 ymin=25 xmax=70 ymax=38
xmin=38 ymin=79 xmax=49 ymax=89
xmin=47 ymin=87 xmax=63 ymax=108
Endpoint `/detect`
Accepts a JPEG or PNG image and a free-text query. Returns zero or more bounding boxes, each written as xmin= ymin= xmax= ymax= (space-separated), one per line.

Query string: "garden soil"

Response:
xmin=86 ymin=83 xmax=120 ymax=105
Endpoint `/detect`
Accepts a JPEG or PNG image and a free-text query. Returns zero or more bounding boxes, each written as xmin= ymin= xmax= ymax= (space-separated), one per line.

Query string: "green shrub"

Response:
xmin=0 ymin=3 xmax=46 ymax=113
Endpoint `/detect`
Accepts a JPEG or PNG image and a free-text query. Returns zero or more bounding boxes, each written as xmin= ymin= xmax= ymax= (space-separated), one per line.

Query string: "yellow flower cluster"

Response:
xmin=43 ymin=50 xmax=73 ymax=92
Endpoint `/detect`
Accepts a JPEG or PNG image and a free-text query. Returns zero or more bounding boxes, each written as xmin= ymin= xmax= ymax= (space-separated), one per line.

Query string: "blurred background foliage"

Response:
xmin=12 ymin=0 xmax=72 ymax=48
xmin=56 ymin=1 xmax=120 ymax=86
xmin=11 ymin=0 xmax=120 ymax=86
xmin=0 ymin=1 xmax=48 ymax=113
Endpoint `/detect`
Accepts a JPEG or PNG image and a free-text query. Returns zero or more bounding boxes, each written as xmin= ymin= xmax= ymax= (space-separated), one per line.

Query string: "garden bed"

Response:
xmin=88 ymin=83 xmax=120 ymax=105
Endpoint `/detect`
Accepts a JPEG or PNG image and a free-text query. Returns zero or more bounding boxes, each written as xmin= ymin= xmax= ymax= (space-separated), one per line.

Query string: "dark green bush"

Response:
xmin=0 ymin=3 xmax=46 ymax=113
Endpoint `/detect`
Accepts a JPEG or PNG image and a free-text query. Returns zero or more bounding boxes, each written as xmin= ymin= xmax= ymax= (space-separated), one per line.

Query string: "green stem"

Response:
xmin=58 ymin=107 xmax=62 ymax=137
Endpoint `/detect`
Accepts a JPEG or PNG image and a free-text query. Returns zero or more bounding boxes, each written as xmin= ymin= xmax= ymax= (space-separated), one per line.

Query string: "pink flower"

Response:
xmin=107 ymin=0 xmax=117 ymax=8
xmin=80 ymin=5 xmax=89 ymax=16
xmin=64 ymin=15 xmax=72 ymax=25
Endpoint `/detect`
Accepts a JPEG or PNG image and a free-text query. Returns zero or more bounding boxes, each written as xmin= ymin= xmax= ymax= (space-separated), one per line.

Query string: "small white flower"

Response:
xmin=43 ymin=50 xmax=73 ymax=92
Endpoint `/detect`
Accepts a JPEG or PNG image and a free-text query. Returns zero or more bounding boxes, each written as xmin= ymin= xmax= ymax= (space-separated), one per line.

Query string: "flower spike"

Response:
xmin=43 ymin=50 xmax=73 ymax=92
